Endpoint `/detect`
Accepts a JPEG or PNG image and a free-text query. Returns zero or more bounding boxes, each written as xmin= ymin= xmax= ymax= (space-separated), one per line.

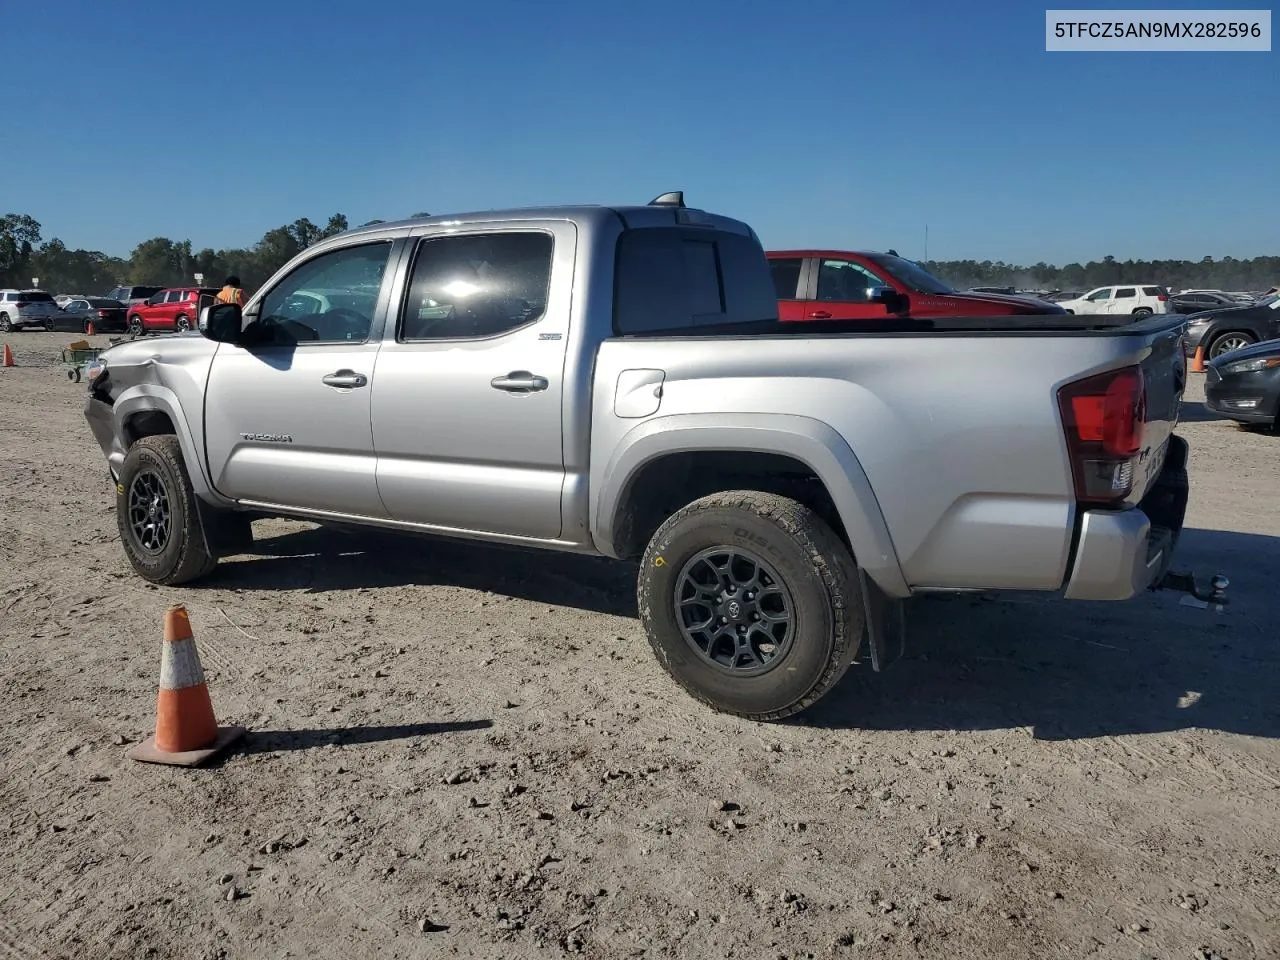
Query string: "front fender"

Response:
xmin=106 ymin=385 xmax=227 ymax=506
xmin=591 ymin=412 xmax=909 ymax=598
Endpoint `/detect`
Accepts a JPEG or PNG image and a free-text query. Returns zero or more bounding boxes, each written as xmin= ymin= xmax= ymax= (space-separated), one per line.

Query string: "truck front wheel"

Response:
xmin=637 ymin=490 xmax=863 ymax=721
xmin=116 ymin=435 xmax=219 ymax=585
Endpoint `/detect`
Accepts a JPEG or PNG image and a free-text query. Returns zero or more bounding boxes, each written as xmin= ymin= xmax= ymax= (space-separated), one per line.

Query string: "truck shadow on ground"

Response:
xmin=806 ymin=527 xmax=1280 ymax=742
xmin=205 ymin=524 xmax=639 ymax=618
xmin=207 ymin=525 xmax=1277 ymax=742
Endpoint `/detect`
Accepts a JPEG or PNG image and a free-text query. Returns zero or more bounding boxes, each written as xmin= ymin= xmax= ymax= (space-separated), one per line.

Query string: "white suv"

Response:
xmin=0 ymin=289 xmax=60 ymax=331
xmin=1056 ymin=284 xmax=1172 ymax=318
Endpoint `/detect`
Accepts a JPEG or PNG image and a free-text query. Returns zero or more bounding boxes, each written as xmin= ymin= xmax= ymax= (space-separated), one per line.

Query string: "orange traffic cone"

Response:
xmin=2 ymin=343 xmax=12 ymax=367
xmin=86 ymin=320 xmax=96 ymax=336
xmin=1190 ymin=345 xmax=1205 ymax=373
xmin=128 ymin=605 xmax=245 ymax=767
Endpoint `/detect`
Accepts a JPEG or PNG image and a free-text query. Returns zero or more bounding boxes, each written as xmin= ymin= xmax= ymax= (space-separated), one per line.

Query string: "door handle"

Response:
xmin=322 ymin=370 xmax=368 ymax=389
xmin=490 ymin=371 xmax=549 ymax=393
xmin=807 ymin=310 xmax=832 ymax=319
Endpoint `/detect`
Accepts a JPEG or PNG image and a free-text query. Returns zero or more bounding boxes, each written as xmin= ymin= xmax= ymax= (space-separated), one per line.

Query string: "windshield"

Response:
xmin=863 ymin=254 xmax=954 ymax=294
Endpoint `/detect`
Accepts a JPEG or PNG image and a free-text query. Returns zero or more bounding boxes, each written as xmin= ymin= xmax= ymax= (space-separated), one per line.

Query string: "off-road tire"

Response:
xmin=637 ymin=490 xmax=863 ymax=721
xmin=116 ymin=435 xmax=218 ymax=585
xmin=0 ymin=313 xmax=11 ymax=332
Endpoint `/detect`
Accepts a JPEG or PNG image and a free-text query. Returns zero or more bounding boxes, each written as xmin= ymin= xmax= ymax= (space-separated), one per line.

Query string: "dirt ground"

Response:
xmin=2 ymin=331 xmax=1277 ymax=960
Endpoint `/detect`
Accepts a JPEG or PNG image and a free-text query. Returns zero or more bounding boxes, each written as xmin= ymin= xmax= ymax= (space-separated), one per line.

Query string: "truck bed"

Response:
xmin=589 ymin=312 xmax=1187 ymax=598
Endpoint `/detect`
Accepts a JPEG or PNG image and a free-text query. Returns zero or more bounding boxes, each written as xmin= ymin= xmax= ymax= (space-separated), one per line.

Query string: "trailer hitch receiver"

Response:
xmin=1153 ymin=570 xmax=1229 ymax=609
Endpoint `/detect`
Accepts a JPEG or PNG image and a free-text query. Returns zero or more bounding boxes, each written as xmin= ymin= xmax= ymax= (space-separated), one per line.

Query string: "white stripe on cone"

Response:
xmin=159 ymin=636 xmax=207 ymax=690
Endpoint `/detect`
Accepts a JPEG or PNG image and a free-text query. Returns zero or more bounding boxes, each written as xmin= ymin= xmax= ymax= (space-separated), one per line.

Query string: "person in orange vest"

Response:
xmin=216 ymin=275 xmax=245 ymax=306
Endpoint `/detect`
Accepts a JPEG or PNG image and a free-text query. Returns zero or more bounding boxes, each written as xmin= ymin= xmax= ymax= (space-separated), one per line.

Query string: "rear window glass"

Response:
xmin=23 ymin=292 xmax=55 ymax=302
xmin=1143 ymin=286 xmax=1165 ymax=296
xmin=613 ymin=227 xmax=777 ymax=334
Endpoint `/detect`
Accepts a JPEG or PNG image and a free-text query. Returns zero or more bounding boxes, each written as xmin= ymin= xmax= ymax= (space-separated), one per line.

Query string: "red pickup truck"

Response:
xmin=768 ymin=249 xmax=1064 ymax=321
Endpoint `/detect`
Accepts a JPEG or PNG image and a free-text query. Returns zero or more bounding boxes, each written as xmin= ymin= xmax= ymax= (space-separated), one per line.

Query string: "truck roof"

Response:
xmin=767 ymin=249 xmax=900 ymax=260
xmin=332 ymin=199 xmax=758 ymax=244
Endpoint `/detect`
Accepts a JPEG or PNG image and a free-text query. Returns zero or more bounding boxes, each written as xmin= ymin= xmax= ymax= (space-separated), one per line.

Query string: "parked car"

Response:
xmin=83 ymin=193 xmax=1207 ymax=721
xmin=1203 ymin=337 xmax=1280 ymax=427
xmin=126 ymin=287 xmax=223 ymax=336
xmin=767 ymin=250 xmax=1064 ymax=321
xmin=0 ymin=289 xmax=59 ymax=331
xmin=54 ymin=297 xmax=129 ymax=333
xmin=1182 ymin=294 xmax=1280 ymax=360
xmin=1170 ymin=291 xmax=1241 ymax=314
xmin=54 ymin=293 xmax=89 ymax=307
xmin=104 ymin=285 xmax=165 ymax=308
xmin=1055 ymin=285 xmax=1172 ymax=318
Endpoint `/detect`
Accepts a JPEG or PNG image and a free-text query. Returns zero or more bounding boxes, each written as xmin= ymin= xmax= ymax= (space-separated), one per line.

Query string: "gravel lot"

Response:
xmin=2 ymin=332 xmax=1277 ymax=960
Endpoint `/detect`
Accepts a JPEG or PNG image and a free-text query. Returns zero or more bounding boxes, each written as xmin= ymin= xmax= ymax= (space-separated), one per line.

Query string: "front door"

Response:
xmin=804 ymin=257 xmax=895 ymax=321
xmin=370 ymin=224 xmax=572 ymax=540
xmin=1081 ymin=287 xmax=1114 ymax=314
xmin=203 ymin=238 xmax=402 ymax=518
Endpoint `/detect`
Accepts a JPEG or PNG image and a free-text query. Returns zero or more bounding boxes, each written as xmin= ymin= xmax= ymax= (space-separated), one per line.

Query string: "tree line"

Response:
xmin=920 ymin=254 xmax=1278 ymax=294
xmin=3 ymin=211 xmax=1276 ymax=297
xmin=0 ymin=211 xmax=357 ymax=296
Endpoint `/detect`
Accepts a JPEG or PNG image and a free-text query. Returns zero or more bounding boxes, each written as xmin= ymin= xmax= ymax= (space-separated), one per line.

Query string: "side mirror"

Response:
xmin=199 ymin=302 xmax=242 ymax=343
xmin=866 ymin=285 xmax=895 ymax=303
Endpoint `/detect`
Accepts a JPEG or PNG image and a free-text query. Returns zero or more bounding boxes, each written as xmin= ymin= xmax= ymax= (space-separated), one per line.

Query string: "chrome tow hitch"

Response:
xmin=1153 ymin=571 xmax=1229 ymax=610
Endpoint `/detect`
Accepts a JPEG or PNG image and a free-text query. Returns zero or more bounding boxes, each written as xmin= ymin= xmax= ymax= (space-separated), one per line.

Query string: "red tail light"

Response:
xmin=1157 ymin=294 xmax=1168 ymax=301
xmin=97 ymin=309 xmax=109 ymax=318
xmin=14 ymin=301 xmax=27 ymax=308
xmin=1057 ymin=365 xmax=1147 ymax=506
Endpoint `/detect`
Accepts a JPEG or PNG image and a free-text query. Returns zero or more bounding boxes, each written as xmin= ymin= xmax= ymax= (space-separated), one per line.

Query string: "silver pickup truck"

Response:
xmin=83 ymin=193 xmax=1206 ymax=720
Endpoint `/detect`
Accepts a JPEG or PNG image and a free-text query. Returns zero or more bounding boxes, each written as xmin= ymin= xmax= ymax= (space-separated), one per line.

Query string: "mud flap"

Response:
xmin=194 ymin=497 xmax=255 ymax=558
xmin=858 ymin=569 xmax=906 ymax=671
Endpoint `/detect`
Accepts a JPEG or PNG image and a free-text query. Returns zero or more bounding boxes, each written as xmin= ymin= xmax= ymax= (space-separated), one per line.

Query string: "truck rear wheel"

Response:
xmin=116 ymin=435 xmax=219 ymax=585
xmin=637 ymin=490 xmax=863 ymax=720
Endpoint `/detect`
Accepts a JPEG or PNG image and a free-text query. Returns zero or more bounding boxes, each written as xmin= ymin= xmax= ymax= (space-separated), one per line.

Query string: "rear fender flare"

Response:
xmin=592 ymin=412 xmax=909 ymax=598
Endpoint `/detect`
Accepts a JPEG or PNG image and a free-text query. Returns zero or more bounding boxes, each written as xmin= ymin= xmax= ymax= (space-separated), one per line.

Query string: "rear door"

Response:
xmin=803 ymin=256 xmax=895 ymax=321
xmin=1111 ymin=286 xmax=1138 ymax=316
xmin=369 ymin=222 xmax=574 ymax=540
xmin=769 ymin=256 xmax=808 ymax=321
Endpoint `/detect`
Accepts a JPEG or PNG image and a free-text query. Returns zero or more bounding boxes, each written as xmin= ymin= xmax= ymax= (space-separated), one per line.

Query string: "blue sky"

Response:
xmin=7 ymin=0 xmax=1275 ymax=264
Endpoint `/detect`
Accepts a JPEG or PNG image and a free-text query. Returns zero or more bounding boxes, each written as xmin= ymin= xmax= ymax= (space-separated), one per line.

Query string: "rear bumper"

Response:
xmin=1062 ymin=434 xmax=1189 ymax=601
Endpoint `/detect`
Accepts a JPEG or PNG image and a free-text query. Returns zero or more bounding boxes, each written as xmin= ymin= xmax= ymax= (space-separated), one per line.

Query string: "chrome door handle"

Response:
xmin=322 ymin=370 xmax=368 ymax=388
xmin=490 ymin=371 xmax=549 ymax=393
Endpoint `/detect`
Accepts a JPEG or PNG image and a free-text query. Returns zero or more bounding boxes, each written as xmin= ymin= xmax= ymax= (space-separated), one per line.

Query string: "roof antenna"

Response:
xmin=649 ymin=191 xmax=685 ymax=208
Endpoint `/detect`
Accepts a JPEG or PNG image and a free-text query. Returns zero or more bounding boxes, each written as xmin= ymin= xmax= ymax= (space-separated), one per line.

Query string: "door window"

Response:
xmin=1086 ymin=288 xmax=1111 ymax=301
xmin=1114 ymin=288 xmax=1136 ymax=299
xmin=251 ymin=241 xmax=394 ymax=345
xmin=398 ymin=232 xmax=553 ymax=341
xmin=769 ymin=258 xmax=804 ymax=299
xmin=816 ymin=259 xmax=886 ymax=302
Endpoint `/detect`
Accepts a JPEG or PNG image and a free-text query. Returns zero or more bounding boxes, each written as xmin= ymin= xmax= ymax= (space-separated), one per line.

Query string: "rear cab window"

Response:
xmin=613 ymin=227 xmax=778 ymax=334
xmin=769 ymin=258 xmax=804 ymax=299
